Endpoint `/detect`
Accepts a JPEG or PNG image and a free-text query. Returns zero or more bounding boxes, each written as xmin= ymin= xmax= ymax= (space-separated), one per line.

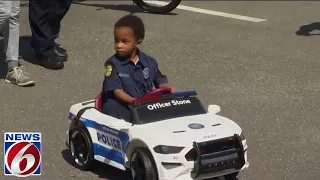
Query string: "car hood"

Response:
xmin=130 ymin=113 xmax=242 ymax=147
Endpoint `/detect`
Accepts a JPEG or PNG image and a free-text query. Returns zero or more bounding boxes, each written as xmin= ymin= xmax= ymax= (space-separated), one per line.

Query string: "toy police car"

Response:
xmin=65 ymin=88 xmax=249 ymax=180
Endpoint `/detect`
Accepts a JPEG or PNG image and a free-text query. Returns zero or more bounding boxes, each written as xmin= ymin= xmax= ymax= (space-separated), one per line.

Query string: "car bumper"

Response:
xmin=157 ymin=135 xmax=249 ymax=180
xmin=158 ymin=151 xmax=249 ymax=180
xmin=160 ymin=165 xmax=249 ymax=180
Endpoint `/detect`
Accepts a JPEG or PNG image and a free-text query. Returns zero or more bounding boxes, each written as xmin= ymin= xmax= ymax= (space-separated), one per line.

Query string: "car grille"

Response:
xmin=185 ymin=137 xmax=237 ymax=161
xmin=187 ymin=134 xmax=245 ymax=178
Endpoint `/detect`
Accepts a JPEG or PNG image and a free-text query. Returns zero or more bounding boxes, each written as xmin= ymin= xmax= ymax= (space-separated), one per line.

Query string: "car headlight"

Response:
xmin=240 ymin=132 xmax=245 ymax=140
xmin=153 ymin=145 xmax=184 ymax=154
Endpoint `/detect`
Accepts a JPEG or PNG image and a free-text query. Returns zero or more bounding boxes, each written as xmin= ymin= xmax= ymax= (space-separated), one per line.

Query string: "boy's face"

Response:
xmin=114 ymin=27 xmax=141 ymax=58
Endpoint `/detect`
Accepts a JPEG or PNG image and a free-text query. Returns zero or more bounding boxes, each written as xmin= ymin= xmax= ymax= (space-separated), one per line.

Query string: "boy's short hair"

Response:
xmin=114 ymin=14 xmax=145 ymax=41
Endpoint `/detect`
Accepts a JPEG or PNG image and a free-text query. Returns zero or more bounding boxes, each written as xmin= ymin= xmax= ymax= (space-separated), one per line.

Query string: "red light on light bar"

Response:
xmin=132 ymin=95 xmax=162 ymax=105
xmin=228 ymin=137 xmax=233 ymax=141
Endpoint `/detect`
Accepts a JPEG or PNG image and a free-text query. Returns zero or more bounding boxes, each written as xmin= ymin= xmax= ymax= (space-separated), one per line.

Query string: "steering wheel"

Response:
xmin=145 ymin=87 xmax=172 ymax=97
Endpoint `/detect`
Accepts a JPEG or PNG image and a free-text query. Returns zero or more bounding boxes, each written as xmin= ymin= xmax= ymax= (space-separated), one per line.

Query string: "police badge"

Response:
xmin=105 ymin=65 xmax=112 ymax=76
xmin=143 ymin=68 xmax=149 ymax=79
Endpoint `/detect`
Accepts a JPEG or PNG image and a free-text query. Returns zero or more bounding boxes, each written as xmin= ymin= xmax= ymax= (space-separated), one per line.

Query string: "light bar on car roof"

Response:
xmin=171 ymin=91 xmax=197 ymax=97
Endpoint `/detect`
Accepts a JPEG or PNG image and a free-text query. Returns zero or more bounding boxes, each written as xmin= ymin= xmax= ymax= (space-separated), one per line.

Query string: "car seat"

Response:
xmin=94 ymin=93 xmax=103 ymax=112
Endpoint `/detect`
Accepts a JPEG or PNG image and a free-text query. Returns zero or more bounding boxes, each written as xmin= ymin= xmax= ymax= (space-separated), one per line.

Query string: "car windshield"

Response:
xmin=133 ymin=96 xmax=207 ymax=123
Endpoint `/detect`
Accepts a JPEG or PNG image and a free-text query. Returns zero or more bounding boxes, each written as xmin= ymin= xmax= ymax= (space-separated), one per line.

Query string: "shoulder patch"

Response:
xmin=105 ymin=65 xmax=113 ymax=76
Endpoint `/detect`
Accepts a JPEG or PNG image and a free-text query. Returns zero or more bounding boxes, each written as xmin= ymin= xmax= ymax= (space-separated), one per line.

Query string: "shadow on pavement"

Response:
xmin=296 ymin=22 xmax=320 ymax=36
xmin=20 ymin=3 xmax=29 ymax=7
xmin=61 ymin=149 xmax=132 ymax=179
xmin=74 ymin=2 xmax=178 ymax=15
xmin=0 ymin=52 xmax=7 ymax=79
xmin=0 ymin=35 xmax=39 ymax=79
xmin=17 ymin=36 xmax=42 ymax=66
xmin=0 ymin=35 xmax=7 ymax=79
xmin=0 ymin=35 xmax=42 ymax=80
xmin=18 ymin=36 xmax=41 ymax=65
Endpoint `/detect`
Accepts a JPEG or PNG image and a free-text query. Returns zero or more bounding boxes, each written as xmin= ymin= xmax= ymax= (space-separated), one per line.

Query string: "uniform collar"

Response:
xmin=116 ymin=49 xmax=147 ymax=67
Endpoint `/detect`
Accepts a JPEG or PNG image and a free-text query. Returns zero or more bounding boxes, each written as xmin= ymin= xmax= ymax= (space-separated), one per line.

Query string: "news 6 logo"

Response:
xmin=4 ymin=132 xmax=41 ymax=177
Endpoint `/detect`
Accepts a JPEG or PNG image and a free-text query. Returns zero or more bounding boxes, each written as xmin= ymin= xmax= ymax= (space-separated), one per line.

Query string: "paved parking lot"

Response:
xmin=1 ymin=1 xmax=320 ymax=180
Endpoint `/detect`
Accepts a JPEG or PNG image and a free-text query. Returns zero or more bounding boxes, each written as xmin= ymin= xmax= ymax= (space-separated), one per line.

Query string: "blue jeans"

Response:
xmin=0 ymin=0 xmax=20 ymax=68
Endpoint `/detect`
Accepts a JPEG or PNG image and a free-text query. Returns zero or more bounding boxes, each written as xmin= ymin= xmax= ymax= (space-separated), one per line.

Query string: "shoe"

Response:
xmin=54 ymin=41 xmax=61 ymax=47
xmin=5 ymin=67 xmax=35 ymax=86
xmin=54 ymin=45 xmax=68 ymax=61
xmin=36 ymin=53 xmax=64 ymax=70
xmin=55 ymin=45 xmax=66 ymax=54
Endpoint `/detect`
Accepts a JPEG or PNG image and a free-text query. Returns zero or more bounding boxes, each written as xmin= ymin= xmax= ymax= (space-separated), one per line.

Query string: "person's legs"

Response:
xmin=2 ymin=17 xmax=8 ymax=51
xmin=29 ymin=0 xmax=53 ymax=56
xmin=29 ymin=0 xmax=64 ymax=70
xmin=0 ymin=0 xmax=11 ymax=50
xmin=2 ymin=13 xmax=21 ymax=63
xmin=3 ymin=1 xmax=35 ymax=86
xmin=5 ymin=0 xmax=19 ymax=69
xmin=102 ymin=98 xmax=132 ymax=121
xmin=49 ymin=0 xmax=72 ymax=40
xmin=48 ymin=0 xmax=72 ymax=59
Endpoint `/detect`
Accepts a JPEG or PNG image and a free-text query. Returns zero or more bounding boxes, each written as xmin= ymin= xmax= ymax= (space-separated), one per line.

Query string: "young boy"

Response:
xmin=102 ymin=15 xmax=175 ymax=121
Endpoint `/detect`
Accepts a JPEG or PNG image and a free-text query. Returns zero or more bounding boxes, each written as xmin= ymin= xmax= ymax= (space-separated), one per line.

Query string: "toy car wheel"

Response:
xmin=69 ymin=124 xmax=94 ymax=171
xmin=130 ymin=148 xmax=158 ymax=180
xmin=224 ymin=172 xmax=239 ymax=180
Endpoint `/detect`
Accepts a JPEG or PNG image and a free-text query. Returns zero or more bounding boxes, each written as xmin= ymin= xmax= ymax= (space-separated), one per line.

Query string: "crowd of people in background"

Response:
xmin=0 ymin=0 xmax=73 ymax=87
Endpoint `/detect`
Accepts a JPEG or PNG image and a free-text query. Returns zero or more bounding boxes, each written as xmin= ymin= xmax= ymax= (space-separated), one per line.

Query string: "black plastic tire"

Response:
xmin=130 ymin=148 xmax=158 ymax=180
xmin=69 ymin=122 xmax=95 ymax=171
xmin=224 ymin=172 xmax=240 ymax=180
xmin=133 ymin=0 xmax=181 ymax=14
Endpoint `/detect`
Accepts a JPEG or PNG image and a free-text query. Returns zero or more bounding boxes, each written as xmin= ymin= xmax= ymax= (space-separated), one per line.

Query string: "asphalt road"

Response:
xmin=1 ymin=1 xmax=320 ymax=180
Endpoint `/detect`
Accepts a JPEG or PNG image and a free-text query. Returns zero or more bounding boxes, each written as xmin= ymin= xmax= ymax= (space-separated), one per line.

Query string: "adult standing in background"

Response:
xmin=0 ymin=0 xmax=35 ymax=86
xmin=29 ymin=0 xmax=72 ymax=70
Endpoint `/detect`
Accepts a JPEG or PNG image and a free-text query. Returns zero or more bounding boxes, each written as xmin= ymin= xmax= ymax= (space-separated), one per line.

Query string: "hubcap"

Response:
xmin=70 ymin=130 xmax=89 ymax=166
xmin=131 ymin=152 xmax=145 ymax=180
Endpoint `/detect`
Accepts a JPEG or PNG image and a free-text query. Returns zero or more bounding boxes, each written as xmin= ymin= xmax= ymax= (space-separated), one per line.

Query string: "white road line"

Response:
xmin=145 ymin=1 xmax=267 ymax=22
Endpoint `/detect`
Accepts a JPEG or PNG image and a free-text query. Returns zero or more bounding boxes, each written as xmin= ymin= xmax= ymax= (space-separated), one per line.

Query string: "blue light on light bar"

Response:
xmin=171 ymin=91 xmax=197 ymax=97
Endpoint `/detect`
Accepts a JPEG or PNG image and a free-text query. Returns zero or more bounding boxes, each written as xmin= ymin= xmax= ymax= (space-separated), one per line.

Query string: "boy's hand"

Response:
xmin=170 ymin=87 xmax=176 ymax=93
xmin=158 ymin=83 xmax=176 ymax=93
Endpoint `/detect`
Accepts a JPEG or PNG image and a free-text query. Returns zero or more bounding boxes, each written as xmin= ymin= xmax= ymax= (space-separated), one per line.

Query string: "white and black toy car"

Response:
xmin=66 ymin=88 xmax=249 ymax=180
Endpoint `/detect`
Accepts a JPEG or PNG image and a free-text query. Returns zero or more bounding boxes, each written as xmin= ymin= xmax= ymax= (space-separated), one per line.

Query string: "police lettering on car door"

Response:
xmin=97 ymin=131 xmax=122 ymax=152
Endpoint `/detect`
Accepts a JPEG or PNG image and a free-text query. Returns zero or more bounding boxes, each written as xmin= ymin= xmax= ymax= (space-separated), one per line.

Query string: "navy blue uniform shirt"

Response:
xmin=102 ymin=50 xmax=168 ymax=121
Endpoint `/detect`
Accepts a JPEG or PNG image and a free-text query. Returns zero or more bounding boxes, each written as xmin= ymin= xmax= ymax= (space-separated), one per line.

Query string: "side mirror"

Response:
xmin=208 ymin=105 xmax=220 ymax=114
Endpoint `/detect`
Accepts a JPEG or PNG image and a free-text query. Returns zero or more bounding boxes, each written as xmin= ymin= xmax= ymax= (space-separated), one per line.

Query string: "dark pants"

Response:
xmin=102 ymin=98 xmax=132 ymax=121
xmin=29 ymin=0 xmax=72 ymax=56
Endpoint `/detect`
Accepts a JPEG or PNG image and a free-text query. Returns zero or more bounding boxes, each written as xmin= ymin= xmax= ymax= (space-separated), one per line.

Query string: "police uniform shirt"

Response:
xmin=101 ymin=50 xmax=168 ymax=120
xmin=103 ymin=50 xmax=168 ymax=99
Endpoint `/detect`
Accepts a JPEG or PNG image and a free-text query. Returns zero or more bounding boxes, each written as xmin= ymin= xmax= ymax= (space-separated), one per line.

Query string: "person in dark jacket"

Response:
xmin=28 ymin=0 xmax=72 ymax=70
xmin=102 ymin=15 xmax=175 ymax=121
